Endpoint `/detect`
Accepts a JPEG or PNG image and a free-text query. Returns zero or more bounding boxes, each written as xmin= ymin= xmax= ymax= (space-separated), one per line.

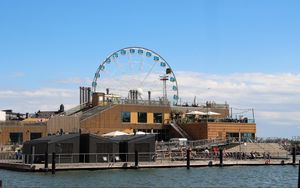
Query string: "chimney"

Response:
xmin=87 ymin=87 xmax=91 ymax=104
xmin=148 ymin=91 xmax=151 ymax=101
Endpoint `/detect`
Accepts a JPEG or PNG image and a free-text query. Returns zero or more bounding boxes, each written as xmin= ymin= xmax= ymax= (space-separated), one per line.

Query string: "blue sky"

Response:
xmin=1 ymin=0 xmax=300 ymax=138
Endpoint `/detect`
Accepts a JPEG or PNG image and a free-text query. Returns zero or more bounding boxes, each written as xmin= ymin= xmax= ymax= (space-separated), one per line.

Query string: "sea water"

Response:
xmin=0 ymin=165 xmax=298 ymax=188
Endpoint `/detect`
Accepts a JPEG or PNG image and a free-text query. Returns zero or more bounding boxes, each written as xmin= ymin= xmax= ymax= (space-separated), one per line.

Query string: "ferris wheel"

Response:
xmin=92 ymin=47 xmax=179 ymax=105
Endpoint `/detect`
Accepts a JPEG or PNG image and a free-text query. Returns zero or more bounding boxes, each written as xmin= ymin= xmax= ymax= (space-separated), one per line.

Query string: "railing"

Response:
xmin=21 ymin=152 xmax=156 ymax=164
xmin=6 ymin=150 xmax=292 ymax=166
xmin=64 ymin=103 xmax=89 ymax=116
xmin=156 ymin=138 xmax=229 ymax=152
xmin=112 ymin=99 xmax=170 ymax=106
xmin=180 ymin=118 xmax=255 ymax=124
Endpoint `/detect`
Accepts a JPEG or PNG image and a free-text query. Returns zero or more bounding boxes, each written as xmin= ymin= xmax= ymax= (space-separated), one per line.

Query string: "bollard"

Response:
xmin=44 ymin=152 xmax=48 ymax=170
xmin=52 ymin=152 xmax=56 ymax=174
xmin=135 ymin=151 xmax=139 ymax=167
xmin=187 ymin=149 xmax=190 ymax=169
xmin=293 ymin=147 xmax=296 ymax=165
xmin=219 ymin=148 xmax=223 ymax=167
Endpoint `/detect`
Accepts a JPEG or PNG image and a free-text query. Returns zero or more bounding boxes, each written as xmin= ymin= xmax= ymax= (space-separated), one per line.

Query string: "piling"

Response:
xmin=52 ymin=152 xmax=56 ymax=174
xmin=219 ymin=148 xmax=223 ymax=167
xmin=293 ymin=147 xmax=296 ymax=165
xmin=44 ymin=152 xmax=48 ymax=170
xmin=135 ymin=151 xmax=139 ymax=168
xmin=298 ymin=160 xmax=300 ymax=188
xmin=186 ymin=149 xmax=191 ymax=169
xmin=0 ymin=180 xmax=2 ymax=188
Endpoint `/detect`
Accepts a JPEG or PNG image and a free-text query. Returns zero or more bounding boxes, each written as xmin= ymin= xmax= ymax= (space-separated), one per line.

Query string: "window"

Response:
xmin=121 ymin=112 xmax=131 ymax=123
xmin=241 ymin=133 xmax=255 ymax=139
xmin=226 ymin=132 xmax=239 ymax=139
xmin=138 ymin=112 xmax=147 ymax=123
xmin=30 ymin=133 xmax=42 ymax=140
xmin=153 ymin=113 xmax=163 ymax=123
xmin=9 ymin=133 xmax=23 ymax=144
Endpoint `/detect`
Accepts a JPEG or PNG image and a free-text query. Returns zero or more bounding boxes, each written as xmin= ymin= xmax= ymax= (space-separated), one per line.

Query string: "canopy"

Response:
xmin=102 ymin=131 xmax=129 ymax=137
xmin=129 ymin=131 xmax=147 ymax=135
xmin=186 ymin=111 xmax=206 ymax=115
xmin=205 ymin=111 xmax=221 ymax=116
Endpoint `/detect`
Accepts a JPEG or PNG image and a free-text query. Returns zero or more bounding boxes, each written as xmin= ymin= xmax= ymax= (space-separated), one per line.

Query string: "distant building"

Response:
xmin=0 ymin=111 xmax=5 ymax=121
xmin=35 ymin=104 xmax=65 ymax=119
xmin=2 ymin=110 xmax=26 ymax=121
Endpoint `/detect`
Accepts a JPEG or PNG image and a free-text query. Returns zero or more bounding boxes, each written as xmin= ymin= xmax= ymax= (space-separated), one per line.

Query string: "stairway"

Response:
xmin=80 ymin=105 xmax=113 ymax=120
xmin=169 ymin=121 xmax=192 ymax=140
xmin=64 ymin=103 xmax=89 ymax=116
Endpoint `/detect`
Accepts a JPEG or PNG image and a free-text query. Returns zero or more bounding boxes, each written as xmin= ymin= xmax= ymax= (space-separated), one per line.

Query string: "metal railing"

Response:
xmin=21 ymin=152 xmax=156 ymax=164
xmin=113 ymin=99 xmax=170 ymax=106
xmin=0 ymin=149 xmax=295 ymax=168
xmin=177 ymin=118 xmax=255 ymax=124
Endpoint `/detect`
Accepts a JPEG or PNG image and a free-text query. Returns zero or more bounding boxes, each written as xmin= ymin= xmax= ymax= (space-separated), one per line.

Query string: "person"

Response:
xmin=15 ymin=149 xmax=22 ymax=160
xmin=204 ymin=148 xmax=210 ymax=158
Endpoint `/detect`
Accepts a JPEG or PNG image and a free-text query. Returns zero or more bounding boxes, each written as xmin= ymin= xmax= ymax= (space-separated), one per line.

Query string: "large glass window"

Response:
xmin=241 ymin=133 xmax=255 ymax=139
xmin=121 ymin=112 xmax=131 ymax=123
xmin=153 ymin=113 xmax=163 ymax=123
xmin=138 ymin=112 xmax=147 ymax=123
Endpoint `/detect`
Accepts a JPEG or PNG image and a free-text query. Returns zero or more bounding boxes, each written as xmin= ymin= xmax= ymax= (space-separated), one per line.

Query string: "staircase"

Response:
xmin=80 ymin=105 xmax=113 ymax=121
xmin=169 ymin=121 xmax=192 ymax=140
xmin=64 ymin=103 xmax=89 ymax=116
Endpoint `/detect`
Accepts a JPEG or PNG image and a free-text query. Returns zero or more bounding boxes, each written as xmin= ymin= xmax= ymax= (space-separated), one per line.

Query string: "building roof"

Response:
xmin=111 ymin=134 xmax=155 ymax=142
xmin=84 ymin=133 xmax=119 ymax=143
xmin=25 ymin=133 xmax=80 ymax=144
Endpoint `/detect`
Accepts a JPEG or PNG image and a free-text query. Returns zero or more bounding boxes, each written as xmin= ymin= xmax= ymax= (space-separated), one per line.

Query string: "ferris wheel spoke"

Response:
xmin=139 ymin=61 xmax=158 ymax=88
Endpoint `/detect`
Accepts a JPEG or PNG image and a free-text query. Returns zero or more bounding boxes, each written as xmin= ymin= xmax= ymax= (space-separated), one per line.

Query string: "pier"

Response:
xmin=0 ymin=154 xmax=296 ymax=172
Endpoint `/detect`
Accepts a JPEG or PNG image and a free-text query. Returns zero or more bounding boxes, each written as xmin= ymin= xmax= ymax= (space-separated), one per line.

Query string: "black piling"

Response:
xmin=219 ymin=148 xmax=223 ymax=167
xmin=293 ymin=147 xmax=296 ymax=165
xmin=0 ymin=180 xmax=2 ymax=188
xmin=298 ymin=160 xmax=300 ymax=188
xmin=187 ymin=149 xmax=191 ymax=169
xmin=135 ymin=151 xmax=139 ymax=168
xmin=52 ymin=152 xmax=56 ymax=174
xmin=44 ymin=152 xmax=48 ymax=170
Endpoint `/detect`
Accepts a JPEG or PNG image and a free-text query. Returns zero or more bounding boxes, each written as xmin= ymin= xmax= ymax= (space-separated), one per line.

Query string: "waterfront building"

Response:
xmin=0 ymin=47 xmax=256 ymax=146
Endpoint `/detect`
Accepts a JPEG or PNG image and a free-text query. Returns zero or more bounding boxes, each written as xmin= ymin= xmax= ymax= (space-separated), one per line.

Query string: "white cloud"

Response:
xmin=0 ymin=88 xmax=78 ymax=112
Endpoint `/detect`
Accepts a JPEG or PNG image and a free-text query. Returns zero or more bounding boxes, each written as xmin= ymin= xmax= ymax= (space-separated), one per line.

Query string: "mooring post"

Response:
xmin=135 ymin=151 xmax=139 ymax=168
xmin=293 ymin=147 xmax=296 ymax=165
xmin=298 ymin=160 xmax=300 ymax=188
xmin=44 ymin=151 xmax=48 ymax=170
xmin=187 ymin=148 xmax=191 ymax=169
xmin=219 ymin=148 xmax=223 ymax=167
xmin=52 ymin=152 xmax=56 ymax=174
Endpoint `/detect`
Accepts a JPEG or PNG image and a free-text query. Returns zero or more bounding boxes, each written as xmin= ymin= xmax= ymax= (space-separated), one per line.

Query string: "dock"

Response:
xmin=0 ymin=159 xmax=295 ymax=172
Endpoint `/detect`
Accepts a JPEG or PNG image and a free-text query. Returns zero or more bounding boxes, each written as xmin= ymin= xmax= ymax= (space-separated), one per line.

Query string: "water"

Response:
xmin=0 ymin=166 xmax=298 ymax=188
